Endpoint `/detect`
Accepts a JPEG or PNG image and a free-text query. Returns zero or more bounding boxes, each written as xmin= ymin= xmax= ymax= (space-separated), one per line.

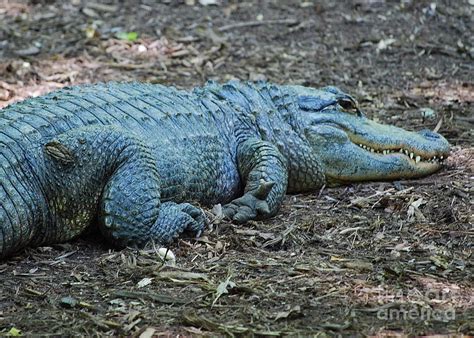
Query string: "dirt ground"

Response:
xmin=0 ymin=0 xmax=473 ymax=336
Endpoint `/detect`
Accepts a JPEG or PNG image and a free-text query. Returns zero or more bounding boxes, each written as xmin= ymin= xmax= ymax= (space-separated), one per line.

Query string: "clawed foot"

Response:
xmin=153 ymin=202 xmax=208 ymax=242
xmin=179 ymin=203 xmax=208 ymax=237
xmin=222 ymin=180 xmax=275 ymax=223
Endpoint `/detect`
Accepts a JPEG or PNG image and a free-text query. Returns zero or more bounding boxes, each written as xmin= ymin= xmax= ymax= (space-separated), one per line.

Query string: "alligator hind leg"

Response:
xmin=44 ymin=125 xmax=206 ymax=248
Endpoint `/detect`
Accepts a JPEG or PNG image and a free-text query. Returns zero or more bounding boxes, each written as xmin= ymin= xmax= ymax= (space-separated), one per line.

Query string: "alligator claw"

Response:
xmin=222 ymin=180 xmax=274 ymax=223
xmin=179 ymin=203 xmax=208 ymax=233
xmin=150 ymin=202 xmax=207 ymax=244
xmin=255 ymin=200 xmax=270 ymax=214
xmin=253 ymin=180 xmax=275 ymax=199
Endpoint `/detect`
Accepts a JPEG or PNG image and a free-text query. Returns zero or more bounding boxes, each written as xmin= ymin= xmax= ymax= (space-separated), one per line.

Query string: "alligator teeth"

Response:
xmin=356 ymin=143 xmax=446 ymax=164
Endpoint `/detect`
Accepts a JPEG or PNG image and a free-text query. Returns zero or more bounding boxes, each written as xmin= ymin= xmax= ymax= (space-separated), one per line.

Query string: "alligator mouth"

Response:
xmin=312 ymin=121 xmax=449 ymax=175
xmin=353 ymin=142 xmax=446 ymax=165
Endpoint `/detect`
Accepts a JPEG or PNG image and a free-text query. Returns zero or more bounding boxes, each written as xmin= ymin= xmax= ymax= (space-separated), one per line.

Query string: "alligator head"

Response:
xmin=286 ymin=85 xmax=450 ymax=186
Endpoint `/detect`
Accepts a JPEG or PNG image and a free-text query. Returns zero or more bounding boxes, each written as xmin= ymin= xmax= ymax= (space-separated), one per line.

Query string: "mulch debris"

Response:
xmin=0 ymin=0 xmax=472 ymax=335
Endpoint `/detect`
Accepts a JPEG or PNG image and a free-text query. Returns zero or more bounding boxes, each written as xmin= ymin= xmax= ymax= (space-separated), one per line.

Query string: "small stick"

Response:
xmin=433 ymin=118 xmax=443 ymax=132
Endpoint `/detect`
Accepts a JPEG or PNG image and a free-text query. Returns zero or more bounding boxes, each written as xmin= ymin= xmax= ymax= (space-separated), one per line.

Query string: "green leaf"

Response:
xmin=212 ymin=276 xmax=235 ymax=306
xmin=430 ymin=255 xmax=449 ymax=270
xmin=8 ymin=327 xmax=22 ymax=336
xmin=116 ymin=31 xmax=138 ymax=42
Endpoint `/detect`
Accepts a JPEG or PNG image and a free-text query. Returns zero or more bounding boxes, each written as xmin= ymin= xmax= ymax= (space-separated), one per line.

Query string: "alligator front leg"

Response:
xmin=44 ymin=125 xmax=206 ymax=248
xmin=223 ymin=137 xmax=288 ymax=223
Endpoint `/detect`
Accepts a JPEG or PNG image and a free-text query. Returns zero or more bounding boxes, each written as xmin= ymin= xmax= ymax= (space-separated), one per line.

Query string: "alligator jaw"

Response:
xmin=305 ymin=115 xmax=450 ymax=185
xmin=323 ymin=135 xmax=449 ymax=185
xmin=329 ymin=126 xmax=449 ymax=183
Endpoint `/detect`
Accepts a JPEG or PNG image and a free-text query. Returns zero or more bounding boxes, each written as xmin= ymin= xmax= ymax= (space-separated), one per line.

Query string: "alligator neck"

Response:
xmin=202 ymin=80 xmax=326 ymax=191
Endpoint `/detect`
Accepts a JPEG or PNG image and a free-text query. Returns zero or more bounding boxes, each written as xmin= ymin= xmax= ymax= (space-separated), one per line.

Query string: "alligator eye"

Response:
xmin=338 ymin=98 xmax=363 ymax=117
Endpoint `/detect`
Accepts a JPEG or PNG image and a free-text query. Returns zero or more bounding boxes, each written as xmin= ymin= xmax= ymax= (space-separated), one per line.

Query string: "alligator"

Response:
xmin=0 ymin=81 xmax=450 ymax=258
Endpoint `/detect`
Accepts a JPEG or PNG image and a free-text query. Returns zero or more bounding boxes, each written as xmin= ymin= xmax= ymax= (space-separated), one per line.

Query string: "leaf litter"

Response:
xmin=0 ymin=0 xmax=473 ymax=336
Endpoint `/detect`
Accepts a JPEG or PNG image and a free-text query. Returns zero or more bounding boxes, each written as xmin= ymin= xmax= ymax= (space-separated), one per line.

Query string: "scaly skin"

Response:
xmin=0 ymin=81 xmax=450 ymax=258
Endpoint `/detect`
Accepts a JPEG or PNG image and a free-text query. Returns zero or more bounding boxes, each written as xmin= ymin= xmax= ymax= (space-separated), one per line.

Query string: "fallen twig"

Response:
xmin=433 ymin=118 xmax=443 ymax=133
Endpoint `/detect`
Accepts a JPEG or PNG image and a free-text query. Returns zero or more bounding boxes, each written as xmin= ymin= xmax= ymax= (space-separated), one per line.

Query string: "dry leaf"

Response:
xmin=137 ymin=277 xmax=153 ymax=288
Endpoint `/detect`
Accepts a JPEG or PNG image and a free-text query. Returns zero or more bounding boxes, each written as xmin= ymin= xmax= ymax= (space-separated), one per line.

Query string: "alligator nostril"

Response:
xmin=419 ymin=129 xmax=441 ymax=140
